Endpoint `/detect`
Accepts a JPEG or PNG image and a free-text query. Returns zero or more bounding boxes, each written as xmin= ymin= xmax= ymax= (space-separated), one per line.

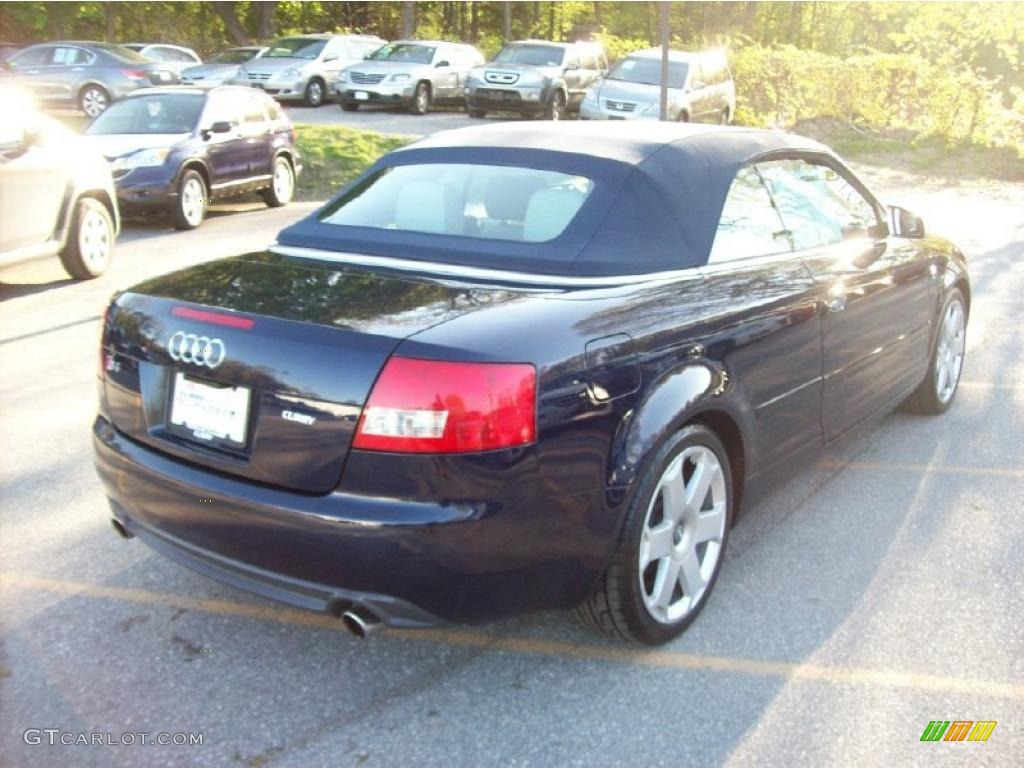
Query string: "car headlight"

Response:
xmin=337 ymin=71 xmax=348 ymax=84
xmin=389 ymin=73 xmax=410 ymax=83
xmin=582 ymin=88 xmax=598 ymax=105
xmin=467 ymin=68 xmax=485 ymax=83
xmin=280 ymin=67 xmax=302 ymax=79
xmin=112 ymin=147 xmax=170 ymax=170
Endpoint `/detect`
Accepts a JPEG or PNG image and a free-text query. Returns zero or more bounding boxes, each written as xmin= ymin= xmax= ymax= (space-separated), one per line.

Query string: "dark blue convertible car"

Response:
xmin=94 ymin=123 xmax=969 ymax=644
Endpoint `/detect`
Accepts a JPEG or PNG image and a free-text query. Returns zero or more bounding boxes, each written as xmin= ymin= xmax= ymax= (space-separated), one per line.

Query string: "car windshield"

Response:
xmin=320 ymin=163 xmax=594 ymax=243
xmin=492 ymin=44 xmax=565 ymax=67
xmin=93 ymin=43 xmax=150 ymax=63
xmin=210 ymin=49 xmax=259 ymax=64
xmin=264 ymin=38 xmax=325 ymax=60
xmin=85 ymin=93 xmax=204 ymax=135
xmin=606 ymin=57 xmax=688 ymax=89
xmin=367 ymin=43 xmax=435 ymax=64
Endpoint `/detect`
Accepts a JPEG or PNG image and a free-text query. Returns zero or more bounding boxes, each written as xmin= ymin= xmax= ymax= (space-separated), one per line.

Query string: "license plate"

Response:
xmin=157 ymin=71 xmax=171 ymax=81
xmin=355 ymin=91 xmax=369 ymax=100
xmin=169 ymin=373 xmax=251 ymax=447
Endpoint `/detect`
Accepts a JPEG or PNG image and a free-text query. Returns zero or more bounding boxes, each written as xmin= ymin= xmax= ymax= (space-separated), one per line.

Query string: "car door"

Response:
xmin=431 ymin=46 xmax=459 ymax=101
xmin=0 ymin=113 xmax=69 ymax=250
xmin=319 ymin=38 xmax=347 ymax=87
xmin=702 ymin=163 xmax=825 ymax=472
xmin=47 ymin=45 xmax=94 ymax=104
xmin=240 ymin=90 xmax=274 ymax=178
xmin=8 ymin=45 xmax=56 ymax=99
xmin=200 ymin=91 xmax=250 ymax=188
xmin=562 ymin=50 xmax=587 ymax=106
xmin=758 ymin=156 xmax=936 ymax=441
xmin=686 ymin=61 xmax=712 ymax=121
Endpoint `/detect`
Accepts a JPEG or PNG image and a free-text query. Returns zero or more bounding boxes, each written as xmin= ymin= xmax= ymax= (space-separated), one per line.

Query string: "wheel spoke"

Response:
xmin=641 ymin=522 xmax=674 ymax=568
xmin=678 ymin=550 xmax=705 ymax=597
xmin=652 ymin=557 xmax=682 ymax=609
xmin=660 ymin=458 xmax=686 ymax=522
xmin=684 ymin=451 xmax=718 ymax=512
xmin=694 ymin=504 xmax=725 ymax=543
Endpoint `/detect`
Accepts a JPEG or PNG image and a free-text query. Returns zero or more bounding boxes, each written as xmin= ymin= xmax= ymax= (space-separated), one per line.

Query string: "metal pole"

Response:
xmin=659 ymin=2 xmax=670 ymax=121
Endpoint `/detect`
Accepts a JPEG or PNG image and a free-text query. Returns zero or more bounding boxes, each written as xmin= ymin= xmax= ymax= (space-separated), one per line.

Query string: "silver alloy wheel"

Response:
xmin=307 ymin=80 xmax=323 ymax=105
xmin=415 ymin=84 xmax=429 ymax=112
xmin=550 ymin=93 xmax=563 ymax=121
xmin=639 ymin=445 xmax=727 ymax=624
xmin=78 ymin=207 xmax=111 ymax=270
xmin=935 ymin=297 xmax=966 ymax=404
xmin=181 ymin=177 xmax=205 ymax=226
xmin=81 ymin=87 xmax=108 ymax=117
xmin=272 ymin=158 xmax=294 ymax=203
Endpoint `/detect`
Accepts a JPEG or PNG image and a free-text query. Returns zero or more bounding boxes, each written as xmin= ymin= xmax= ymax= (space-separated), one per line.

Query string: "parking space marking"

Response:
xmin=4 ymin=571 xmax=1023 ymax=701
xmin=818 ymin=461 xmax=1024 ymax=479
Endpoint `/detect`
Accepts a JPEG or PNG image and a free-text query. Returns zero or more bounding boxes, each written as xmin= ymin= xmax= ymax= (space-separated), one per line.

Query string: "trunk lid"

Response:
xmin=101 ymin=251 xmax=521 ymax=493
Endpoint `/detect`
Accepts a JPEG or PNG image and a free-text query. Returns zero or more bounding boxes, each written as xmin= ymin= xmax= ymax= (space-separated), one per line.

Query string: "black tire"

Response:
xmin=79 ymin=84 xmax=110 ymax=118
xmin=576 ymin=423 xmax=734 ymax=645
xmin=544 ymin=90 xmax=566 ymax=121
xmin=304 ymin=78 xmax=326 ymax=107
xmin=467 ymin=108 xmax=486 ymax=119
xmin=409 ymin=81 xmax=431 ymax=115
xmin=170 ymin=169 xmax=207 ymax=230
xmin=59 ymin=198 xmax=114 ymax=280
xmin=678 ymin=110 xmax=690 ymax=123
xmin=261 ymin=156 xmax=294 ymax=208
xmin=902 ymin=288 xmax=968 ymax=415
xmin=340 ymin=100 xmax=359 ymax=112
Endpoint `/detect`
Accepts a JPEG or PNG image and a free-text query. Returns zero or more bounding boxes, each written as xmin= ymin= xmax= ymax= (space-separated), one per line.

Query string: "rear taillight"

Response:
xmin=122 ymin=69 xmax=147 ymax=79
xmin=353 ymin=358 xmax=536 ymax=454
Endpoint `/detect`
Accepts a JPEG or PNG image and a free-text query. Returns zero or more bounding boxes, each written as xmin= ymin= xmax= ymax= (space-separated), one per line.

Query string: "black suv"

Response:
xmin=81 ymin=86 xmax=301 ymax=229
xmin=464 ymin=39 xmax=607 ymax=120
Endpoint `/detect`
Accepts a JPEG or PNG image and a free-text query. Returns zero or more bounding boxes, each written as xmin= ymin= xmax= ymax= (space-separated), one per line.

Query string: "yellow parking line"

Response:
xmin=3 ymin=571 xmax=1023 ymax=700
xmin=819 ymin=460 xmax=1024 ymax=479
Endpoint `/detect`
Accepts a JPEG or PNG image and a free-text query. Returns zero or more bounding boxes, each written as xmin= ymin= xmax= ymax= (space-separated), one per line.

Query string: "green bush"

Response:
xmin=729 ymin=43 xmax=1023 ymax=152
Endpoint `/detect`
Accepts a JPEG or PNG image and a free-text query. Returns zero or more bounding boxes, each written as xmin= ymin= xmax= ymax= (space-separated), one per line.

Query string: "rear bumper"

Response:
xmin=93 ymin=416 xmax=609 ymax=626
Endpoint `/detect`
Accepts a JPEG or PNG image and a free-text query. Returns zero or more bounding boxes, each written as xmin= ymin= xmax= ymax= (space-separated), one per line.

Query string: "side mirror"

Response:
xmin=202 ymin=120 xmax=233 ymax=139
xmin=435 ymin=60 xmax=450 ymax=68
xmin=323 ymin=54 xmax=338 ymax=63
xmin=888 ymin=205 xmax=925 ymax=238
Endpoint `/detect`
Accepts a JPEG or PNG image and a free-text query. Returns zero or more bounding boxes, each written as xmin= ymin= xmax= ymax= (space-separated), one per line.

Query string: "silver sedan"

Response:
xmin=335 ymin=40 xmax=484 ymax=115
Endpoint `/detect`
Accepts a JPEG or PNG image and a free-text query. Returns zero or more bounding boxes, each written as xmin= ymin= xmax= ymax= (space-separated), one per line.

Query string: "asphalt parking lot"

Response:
xmin=1 ymin=165 xmax=1022 ymax=767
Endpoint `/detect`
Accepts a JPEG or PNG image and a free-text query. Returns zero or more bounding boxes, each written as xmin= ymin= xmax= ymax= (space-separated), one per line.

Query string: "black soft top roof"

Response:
xmin=277 ymin=122 xmax=834 ymax=277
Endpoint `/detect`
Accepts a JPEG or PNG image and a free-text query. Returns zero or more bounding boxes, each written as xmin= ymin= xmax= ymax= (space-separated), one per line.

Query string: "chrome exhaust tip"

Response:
xmin=341 ymin=608 xmax=382 ymax=639
xmin=110 ymin=518 xmax=133 ymax=539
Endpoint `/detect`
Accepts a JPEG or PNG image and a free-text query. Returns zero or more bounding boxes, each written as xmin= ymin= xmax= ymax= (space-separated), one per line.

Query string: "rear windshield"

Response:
xmin=265 ymin=38 xmax=325 ymax=60
xmin=319 ymin=163 xmax=594 ymax=243
xmin=94 ymin=43 xmax=150 ymax=63
xmin=492 ymin=44 xmax=565 ymax=67
xmin=86 ymin=93 xmax=203 ymax=135
xmin=608 ymin=57 xmax=688 ymax=89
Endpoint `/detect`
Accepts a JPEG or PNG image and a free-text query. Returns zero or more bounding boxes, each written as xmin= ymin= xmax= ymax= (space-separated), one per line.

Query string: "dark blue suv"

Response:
xmin=82 ymin=86 xmax=301 ymax=229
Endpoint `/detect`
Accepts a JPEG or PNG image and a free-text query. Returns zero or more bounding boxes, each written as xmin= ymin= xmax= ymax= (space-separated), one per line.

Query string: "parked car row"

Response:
xmin=0 ymin=80 xmax=301 ymax=279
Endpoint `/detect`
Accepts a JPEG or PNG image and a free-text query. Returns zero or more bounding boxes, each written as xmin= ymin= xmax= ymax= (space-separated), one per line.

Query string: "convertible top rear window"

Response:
xmin=319 ymin=164 xmax=594 ymax=244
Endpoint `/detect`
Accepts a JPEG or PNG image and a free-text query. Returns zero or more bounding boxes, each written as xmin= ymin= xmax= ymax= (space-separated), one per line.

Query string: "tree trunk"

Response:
xmin=503 ymin=1 xmax=512 ymax=41
xmin=104 ymin=1 xmax=116 ymax=42
xmin=593 ymin=1 xmax=602 ymax=30
xmin=256 ymin=1 xmax=278 ymax=41
xmin=212 ymin=1 xmax=252 ymax=45
xmin=470 ymin=2 xmax=479 ymax=43
xmin=548 ymin=1 xmax=555 ymax=40
xmin=401 ymin=1 xmax=415 ymax=38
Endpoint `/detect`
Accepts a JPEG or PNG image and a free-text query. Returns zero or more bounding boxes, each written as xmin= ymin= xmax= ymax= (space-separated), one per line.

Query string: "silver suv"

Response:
xmin=464 ymin=39 xmax=607 ymax=120
xmin=235 ymin=34 xmax=384 ymax=107
xmin=580 ymin=49 xmax=735 ymax=124
xmin=336 ymin=40 xmax=485 ymax=115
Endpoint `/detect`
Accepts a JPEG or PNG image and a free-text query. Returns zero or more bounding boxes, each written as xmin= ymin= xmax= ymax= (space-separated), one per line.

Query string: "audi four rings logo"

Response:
xmin=167 ymin=331 xmax=226 ymax=368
